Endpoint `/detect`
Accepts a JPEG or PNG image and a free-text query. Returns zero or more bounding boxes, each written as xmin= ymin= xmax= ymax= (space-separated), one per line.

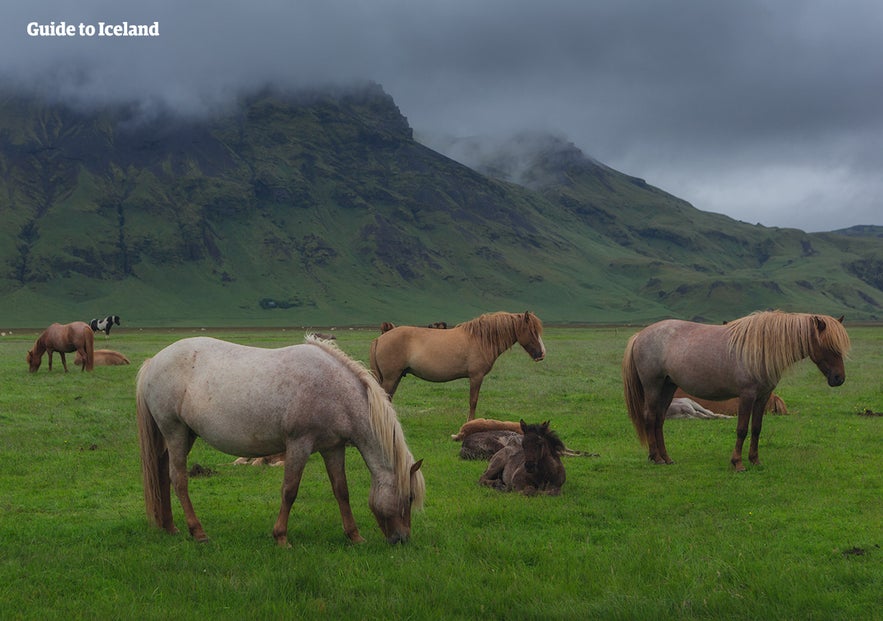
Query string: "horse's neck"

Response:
xmin=352 ymin=438 xmax=397 ymax=487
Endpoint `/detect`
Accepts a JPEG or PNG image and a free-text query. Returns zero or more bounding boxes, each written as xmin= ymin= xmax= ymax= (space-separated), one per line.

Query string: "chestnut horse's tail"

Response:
xmin=622 ymin=333 xmax=648 ymax=446
xmin=136 ymin=358 xmax=169 ymax=529
xmin=369 ymin=338 xmax=384 ymax=385
xmin=82 ymin=326 xmax=95 ymax=371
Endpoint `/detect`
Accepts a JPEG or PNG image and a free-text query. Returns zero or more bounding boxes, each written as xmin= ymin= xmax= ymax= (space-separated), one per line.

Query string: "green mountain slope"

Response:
xmin=0 ymin=85 xmax=880 ymax=327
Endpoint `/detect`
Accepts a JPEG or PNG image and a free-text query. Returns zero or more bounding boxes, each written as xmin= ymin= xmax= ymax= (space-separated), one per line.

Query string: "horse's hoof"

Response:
xmin=347 ymin=532 xmax=366 ymax=544
xmin=275 ymin=536 xmax=291 ymax=548
xmin=731 ymin=461 xmax=746 ymax=472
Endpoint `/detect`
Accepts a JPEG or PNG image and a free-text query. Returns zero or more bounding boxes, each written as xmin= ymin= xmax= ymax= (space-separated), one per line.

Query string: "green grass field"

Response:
xmin=1 ymin=326 xmax=880 ymax=620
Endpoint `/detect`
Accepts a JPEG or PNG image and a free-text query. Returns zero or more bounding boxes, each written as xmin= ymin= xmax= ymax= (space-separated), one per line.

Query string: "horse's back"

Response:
xmin=632 ymin=320 xmax=751 ymax=399
xmin=372 ymin=325 xmax=471 ymax=380
xmin=140 ymin=337 xmax=367 ymax=456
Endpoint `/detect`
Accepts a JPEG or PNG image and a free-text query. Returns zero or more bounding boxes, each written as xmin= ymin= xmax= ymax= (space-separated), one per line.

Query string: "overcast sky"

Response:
xmin=3 ymin=0 xmax=882 ymax=232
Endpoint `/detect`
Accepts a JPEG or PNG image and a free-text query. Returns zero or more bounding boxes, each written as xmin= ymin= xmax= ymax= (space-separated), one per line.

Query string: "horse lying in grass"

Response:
xmin=622 ymin=311 xmax=849 ymax=470
xmin=27 ymin=322 xmax=94 ymax=372
xmin=665 ymin=398 xmax=731 ymax=420
xmin=136 ymin=335 xmax=424 ymax=546
xmin=479 ymin=420 xmax=566 ymax=495
xmin=76 ymin=349 xmax=130 ymax=367
xmin=672 ymin=388 xmax=788 ymax=416
xmin=370 ymin=311 xmax=546 ymax=421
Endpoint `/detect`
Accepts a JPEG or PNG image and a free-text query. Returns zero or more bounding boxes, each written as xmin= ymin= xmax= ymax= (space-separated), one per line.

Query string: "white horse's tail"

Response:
xmin=136 ymin=358 xmax=169 ymax=528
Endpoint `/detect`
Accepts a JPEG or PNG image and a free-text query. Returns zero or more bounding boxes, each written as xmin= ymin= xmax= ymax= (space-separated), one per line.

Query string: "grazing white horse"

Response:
xmin=136 ymin=335 xmax=424 ymax=546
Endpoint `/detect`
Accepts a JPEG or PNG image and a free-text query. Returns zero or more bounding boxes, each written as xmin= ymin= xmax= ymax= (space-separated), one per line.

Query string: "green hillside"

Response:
xmin=0 ymin=85 xmax=880 ymax=328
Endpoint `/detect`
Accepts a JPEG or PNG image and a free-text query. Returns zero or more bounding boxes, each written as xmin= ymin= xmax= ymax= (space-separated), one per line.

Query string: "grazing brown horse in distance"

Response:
xmin=673 ymin=388 xmax=788 ymax=416
xmin=75 ymin=349 xmax=130 ymax=367
xmin=370 ymin=311 xmax=546 ymax=421
xmin=27 ymin=322 xmax=95 ymax=372
xmin=623 ymin=311 xmax=849 ymax=470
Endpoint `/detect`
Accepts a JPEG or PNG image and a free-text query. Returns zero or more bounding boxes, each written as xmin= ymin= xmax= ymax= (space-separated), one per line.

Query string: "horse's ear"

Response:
xmin=523 ymin=311 xmax=532 ymax=321
xmin=519 ymin=419 xmax=528 ymax=432
xmin=541 ymin=420 xmax=550 ymax=431
xmin=410 ymin=459 xmax=423 ymax=474
xmin=813 ymin=316 xmax=827 ymax=333
xmin=837 ymin=315 xmax=844 ymax=323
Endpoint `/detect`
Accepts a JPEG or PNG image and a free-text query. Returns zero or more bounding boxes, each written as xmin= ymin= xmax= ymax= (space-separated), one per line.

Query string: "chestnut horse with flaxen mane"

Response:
xmin=622 ymin=311 xmax=849 ymax=470
xmin=27 ymin=322 xmax=95 ymax=372
xmin=370 ymin=311 xmax=545 ymax=421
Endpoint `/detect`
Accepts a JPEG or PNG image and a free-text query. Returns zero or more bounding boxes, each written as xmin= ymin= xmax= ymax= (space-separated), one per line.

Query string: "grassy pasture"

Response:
xmin=0 ymin=326 xmax=880 ymax=620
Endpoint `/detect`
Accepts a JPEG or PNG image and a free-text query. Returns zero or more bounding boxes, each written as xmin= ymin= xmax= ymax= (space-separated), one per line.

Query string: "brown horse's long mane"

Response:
xmin=726 ymin=311 xmax=850 ymax=386
xmin=303 ymin=335 xmax=425 ymax=510
xmin=459 ymin=311 xmax=540 ymax=359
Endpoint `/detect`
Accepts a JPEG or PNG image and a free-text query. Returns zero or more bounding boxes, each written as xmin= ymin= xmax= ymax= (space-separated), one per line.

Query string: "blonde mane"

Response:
xmin=459 ymin=311 xmax=540 ymax=359
xmin=726 ymin=311 xmax=850 ymax=386
xmin=304 ymin=335 xmax=425 ymax=510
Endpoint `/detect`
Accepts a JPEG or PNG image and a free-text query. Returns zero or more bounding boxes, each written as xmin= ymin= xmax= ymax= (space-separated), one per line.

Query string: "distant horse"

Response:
xmin=427 ymin=321 xmax=448 ymax=329
xmin=136 ymin=335 xmax=425 ymax=546
xmin=75 ymin=349 xmax=130 ymax=367
xmin=665 ymin=398 xmax=731 ymax=420
xmin=370 ymin=311 xmax=546 ymax=421
xmin=380 ymin=322 xmax=396 ymax=333
xmin=27 ymin=322 xmax=94 ymax=372
xmin=622 ymin=311 xmax=849 ymax=470
xmin=479 ymin=420 xmax=566 ymax=495
xmin=672 ymin=388 xmax=788 ymax=416
xmin=90 ymin=315 xmax=120 ymax=336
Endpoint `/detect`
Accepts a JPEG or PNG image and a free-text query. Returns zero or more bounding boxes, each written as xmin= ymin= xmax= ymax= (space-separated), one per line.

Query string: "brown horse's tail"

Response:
xmin=82 ymin=326 xmax=95 ymax=371
xmin=136 ymin=358 xmax=169 ymax=529
xmin=622 ymin=333 xmax=648 ymax=446
xmin=369 ymin=338 xmax=384 ymax=385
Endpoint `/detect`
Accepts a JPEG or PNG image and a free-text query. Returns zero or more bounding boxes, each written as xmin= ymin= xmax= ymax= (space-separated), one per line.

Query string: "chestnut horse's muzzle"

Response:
xmin=827 ymin=372 xmax=845 ymax=387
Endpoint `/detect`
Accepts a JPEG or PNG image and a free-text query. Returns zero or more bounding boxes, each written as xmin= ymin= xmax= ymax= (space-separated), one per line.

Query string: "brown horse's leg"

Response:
xmin=748 ymin=393 xmax=770 ymax=465
xmin=272 ymin=442 xmax=311 ymax=548
xmin=59 ymin=352 xmax=69 ymax=372
xmin=479 ymin=450 xmax=507 ymax=487
xmin=731 ymin=396 xmax=755 ymax=471
xmin=645 ymin=384 xmax=676 ymax=464
xmin=380 ymin=374 xmax=404 ymax=401
xmin=468 ymin=374 xmax=486 ymax=421
xmin=47 ymin=351 xmax=54 ymax=371
xmin=321 ymin=447 xmax=365 ymax=543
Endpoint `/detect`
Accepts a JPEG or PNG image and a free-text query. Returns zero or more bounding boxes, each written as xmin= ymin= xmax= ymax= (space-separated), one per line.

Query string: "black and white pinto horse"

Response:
xmin=90 ymin=315 xmax=121 ymax=336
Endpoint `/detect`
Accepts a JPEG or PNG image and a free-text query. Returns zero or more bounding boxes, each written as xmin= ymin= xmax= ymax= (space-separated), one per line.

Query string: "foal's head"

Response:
xmin=519 ymin=419 xmax=564 ymax=473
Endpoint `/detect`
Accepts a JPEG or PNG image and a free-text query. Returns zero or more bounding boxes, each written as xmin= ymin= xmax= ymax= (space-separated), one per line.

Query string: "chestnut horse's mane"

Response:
xmin=458 ymin=311 xmax=540 ymax=360
xmin=303 ymin=334 xmax=425 ymax=510
xmin=726 ymin=311 xmax=850 ymax=386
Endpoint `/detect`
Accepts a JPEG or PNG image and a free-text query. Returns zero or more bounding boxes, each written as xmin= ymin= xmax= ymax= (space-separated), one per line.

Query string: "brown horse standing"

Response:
xmin=622 ymin=311 xmax=849 ymax=470
xmin=27 ymin=322 xmax=95 ymax=372
xmin=370 ymin=311 xmax=545 ymax=421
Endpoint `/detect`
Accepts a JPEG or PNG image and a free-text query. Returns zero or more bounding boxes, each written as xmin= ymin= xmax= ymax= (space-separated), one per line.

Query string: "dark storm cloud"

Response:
xmin=3 ymin=0 xmax=881 ymax=231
